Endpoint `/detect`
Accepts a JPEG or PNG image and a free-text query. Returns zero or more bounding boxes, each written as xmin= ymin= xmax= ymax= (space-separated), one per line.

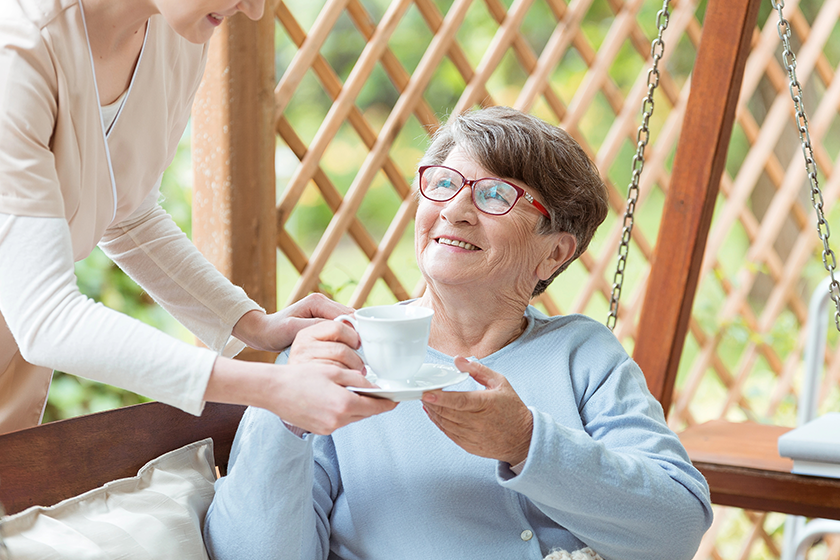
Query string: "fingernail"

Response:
xmin=421 ymin=393 xmax=436 ymax=403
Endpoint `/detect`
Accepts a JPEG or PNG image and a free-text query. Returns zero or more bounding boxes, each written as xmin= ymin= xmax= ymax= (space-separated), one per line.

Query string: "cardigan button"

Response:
xmin=520 ymin=529 xmax=534 ymax=541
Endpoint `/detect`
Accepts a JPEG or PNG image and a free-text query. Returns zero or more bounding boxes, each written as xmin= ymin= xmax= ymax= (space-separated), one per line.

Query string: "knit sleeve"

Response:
xmin=204 ymin=406 xmax=335 ymax=560
xmin=496 ymin=320 xmax=713 ymax=560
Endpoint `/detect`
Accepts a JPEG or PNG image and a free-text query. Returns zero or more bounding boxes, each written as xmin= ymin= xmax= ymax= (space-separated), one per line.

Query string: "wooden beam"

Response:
xmin=191 ymin=1 xmax=277 ymax=362
xmin=0 ymin=402 xmax=246 ymax=515
xmin=696 ymin=463 xmax=840 ymax=519
xmin=633 ymin=0 xmax=762 ymax=411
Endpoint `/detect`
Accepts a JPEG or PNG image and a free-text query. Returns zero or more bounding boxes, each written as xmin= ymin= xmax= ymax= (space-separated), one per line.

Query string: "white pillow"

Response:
xmin=1 ymin=438 xmax=216 ymax=560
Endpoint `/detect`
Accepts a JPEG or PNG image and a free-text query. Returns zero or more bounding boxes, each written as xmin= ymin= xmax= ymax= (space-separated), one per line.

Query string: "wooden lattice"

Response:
xmin=271 ymin=0 xmax=689 ymax=325
xmin=193 ymin=0 xmax=840 ymax=557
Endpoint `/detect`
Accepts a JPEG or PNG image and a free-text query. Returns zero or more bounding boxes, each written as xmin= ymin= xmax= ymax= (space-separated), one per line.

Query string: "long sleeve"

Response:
xmin=0 ymin=213 xmax=218 ymax=414
xmin=497 ymin=353 xmax=713 ymax=560
xmin=204 ymin=407 xmax=334 ymax=560
xmin=98 ymin=195 xmax=262 ymax=357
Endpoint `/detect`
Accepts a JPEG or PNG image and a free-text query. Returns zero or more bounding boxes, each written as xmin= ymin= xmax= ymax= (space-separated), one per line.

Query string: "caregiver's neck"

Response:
xmin=80 ymin=0 xmax=155 ymax=105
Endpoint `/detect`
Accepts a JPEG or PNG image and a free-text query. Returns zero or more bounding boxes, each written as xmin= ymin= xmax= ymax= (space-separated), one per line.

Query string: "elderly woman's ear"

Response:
xmin=537 ymin=232 xmax=577 ymax=281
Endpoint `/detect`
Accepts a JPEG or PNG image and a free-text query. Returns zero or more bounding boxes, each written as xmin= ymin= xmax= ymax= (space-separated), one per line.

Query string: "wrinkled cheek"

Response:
xmin=503 ymin=225 xmax=546 ymax=290
xmin=414 ymin=227 xmax=427 ymax=261
xmin=414 ymin=207 xmax=437 ymax=264
xmin=414 ymin=230 xmax=432 ymax=276
xmin=487 ymin=253 xmax=531 ymax=290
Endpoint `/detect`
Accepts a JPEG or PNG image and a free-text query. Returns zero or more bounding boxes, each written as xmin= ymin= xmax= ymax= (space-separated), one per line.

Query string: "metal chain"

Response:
xmin=607 ymin=0 xmax=672 ymax=330
xmin=772 ymin=0 xmax=840 ymax=331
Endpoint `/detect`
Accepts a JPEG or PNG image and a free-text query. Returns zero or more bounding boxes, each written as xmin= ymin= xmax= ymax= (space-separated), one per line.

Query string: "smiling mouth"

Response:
xmin=208 ymin=13 xmax=224 ymax=23
xmin=436 ymin=237 xmax=481 ymax=251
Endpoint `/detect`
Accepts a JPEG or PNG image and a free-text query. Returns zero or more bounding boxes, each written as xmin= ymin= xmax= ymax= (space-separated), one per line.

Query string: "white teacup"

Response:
xmin=335 ymin=305 xmax=434 ymax=382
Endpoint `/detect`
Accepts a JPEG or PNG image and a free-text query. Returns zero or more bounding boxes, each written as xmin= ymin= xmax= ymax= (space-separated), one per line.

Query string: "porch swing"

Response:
xmin=613 ymin=0 xmax=840 ymax=521
xmin=0 ymin=0 xmax=839 ymax=550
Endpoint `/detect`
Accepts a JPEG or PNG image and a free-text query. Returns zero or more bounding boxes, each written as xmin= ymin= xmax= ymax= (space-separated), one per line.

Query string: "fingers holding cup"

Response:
xmin=288 ymin=320 xmax=364 ymax=371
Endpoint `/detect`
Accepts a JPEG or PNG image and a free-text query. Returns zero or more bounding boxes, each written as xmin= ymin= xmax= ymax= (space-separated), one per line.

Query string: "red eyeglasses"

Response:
xmin=418 ymin=165 xmax=550 ymax=218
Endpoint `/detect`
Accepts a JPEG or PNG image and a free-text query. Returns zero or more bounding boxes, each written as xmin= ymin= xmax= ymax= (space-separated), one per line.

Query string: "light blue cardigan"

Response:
xmin=204 ymin=307 xmax=712 ymax=560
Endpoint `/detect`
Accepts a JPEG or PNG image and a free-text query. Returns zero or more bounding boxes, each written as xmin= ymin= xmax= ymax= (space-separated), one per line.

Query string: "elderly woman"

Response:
xmin=203 ymin=106 xmax=713 ymax=560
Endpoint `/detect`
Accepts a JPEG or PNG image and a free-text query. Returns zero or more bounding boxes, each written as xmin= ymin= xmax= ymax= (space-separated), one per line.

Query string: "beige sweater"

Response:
xmin=0 ymin=0 xmax=230 ymax=433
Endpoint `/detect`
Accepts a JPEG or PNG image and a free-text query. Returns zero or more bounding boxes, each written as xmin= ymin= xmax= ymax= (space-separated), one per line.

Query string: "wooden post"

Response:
xmin=633 ymin=0 xmax=762 ymax=412
xmin=191 ymin=1 xmax=277 ymax=362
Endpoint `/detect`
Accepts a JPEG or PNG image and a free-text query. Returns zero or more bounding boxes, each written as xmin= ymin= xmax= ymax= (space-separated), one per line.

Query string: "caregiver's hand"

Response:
xmin=207 ymin=356 xmax=396 ymax=435
xmin=421 ymin=356 xmax=533 ymax=465
xmin=267 ymin=361 xmax=396 ymax=435
xmin=232 ymin=293 xmax=354 ymax=353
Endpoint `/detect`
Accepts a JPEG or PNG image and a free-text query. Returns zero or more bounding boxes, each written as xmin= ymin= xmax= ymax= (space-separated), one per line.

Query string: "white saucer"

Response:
xmin=348 ymin=363 xmax=469 ymax=402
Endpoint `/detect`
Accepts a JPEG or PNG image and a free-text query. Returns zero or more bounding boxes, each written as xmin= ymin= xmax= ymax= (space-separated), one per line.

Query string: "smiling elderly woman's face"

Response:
xmin=415 ymin=147 xmax=575 ymax=302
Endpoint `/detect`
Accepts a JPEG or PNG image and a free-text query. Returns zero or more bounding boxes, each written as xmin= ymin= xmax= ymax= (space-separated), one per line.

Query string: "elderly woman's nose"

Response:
xmin=238 ymin=0 xmax=265 ymax=20
xmin=440 ymin=186 xmax=477 ymax=223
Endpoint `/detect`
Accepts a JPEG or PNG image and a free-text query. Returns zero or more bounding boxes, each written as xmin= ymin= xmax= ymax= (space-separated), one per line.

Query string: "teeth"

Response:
xmin=437 ymin=237 xmax=478 ymax=251
xmin=210 ymin=13 xmax=223 ymax=21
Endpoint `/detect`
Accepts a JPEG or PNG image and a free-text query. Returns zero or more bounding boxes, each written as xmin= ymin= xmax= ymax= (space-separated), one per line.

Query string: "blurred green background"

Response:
xmin=46 ymin=0 xmax=839 ymax=430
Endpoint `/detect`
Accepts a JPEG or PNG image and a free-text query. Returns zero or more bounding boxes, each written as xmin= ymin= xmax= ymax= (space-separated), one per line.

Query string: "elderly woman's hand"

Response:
xmin=421 ymin=356 xmax=533 ymax=466
xmin=232 ymin=293 xmax=355 ymax=353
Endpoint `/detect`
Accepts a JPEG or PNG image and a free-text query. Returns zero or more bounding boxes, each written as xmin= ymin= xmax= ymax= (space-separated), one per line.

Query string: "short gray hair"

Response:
xmin=418 ymin=106 xmax=609 ymax=297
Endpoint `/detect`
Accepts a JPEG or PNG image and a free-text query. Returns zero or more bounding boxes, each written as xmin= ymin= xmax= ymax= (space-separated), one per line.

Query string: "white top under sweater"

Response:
xmin=101 ymin=91 xmax=127 ymax=135
xmin=0 ymin=204 xmax=261 ymax=416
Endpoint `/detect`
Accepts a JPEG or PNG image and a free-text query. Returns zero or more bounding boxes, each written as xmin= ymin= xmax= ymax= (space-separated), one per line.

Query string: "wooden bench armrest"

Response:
xmin=679 ymin=419 xmax=793 ymax=471
xmin=680 ymin=420 xmax=840 ymax=520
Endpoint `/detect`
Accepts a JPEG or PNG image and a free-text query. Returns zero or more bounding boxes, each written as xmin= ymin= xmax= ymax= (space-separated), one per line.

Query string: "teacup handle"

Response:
xmin=333 ymin=314 xmax=368 ymax=369
xmin=333 ymin=314 xmax=357 ymax=329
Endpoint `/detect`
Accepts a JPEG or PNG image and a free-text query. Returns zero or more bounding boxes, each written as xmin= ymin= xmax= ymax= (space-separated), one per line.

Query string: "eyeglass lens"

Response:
xmin=421 ymin=167 xmax=519 ymax=215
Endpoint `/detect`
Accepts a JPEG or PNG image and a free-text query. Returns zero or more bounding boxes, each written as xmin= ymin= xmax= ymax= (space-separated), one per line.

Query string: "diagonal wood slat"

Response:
xmin=275 ymin=116 xmax=411 ymax=300
xmin=274 ymin=0 xmax=350 ymax=118
xmin=515 ymin=0 xmax=592 ymax=110
xmin=278 ymin=0 xmax=414 ymax=234
xmin=454 ymin=0 xmax=535 ymax=114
